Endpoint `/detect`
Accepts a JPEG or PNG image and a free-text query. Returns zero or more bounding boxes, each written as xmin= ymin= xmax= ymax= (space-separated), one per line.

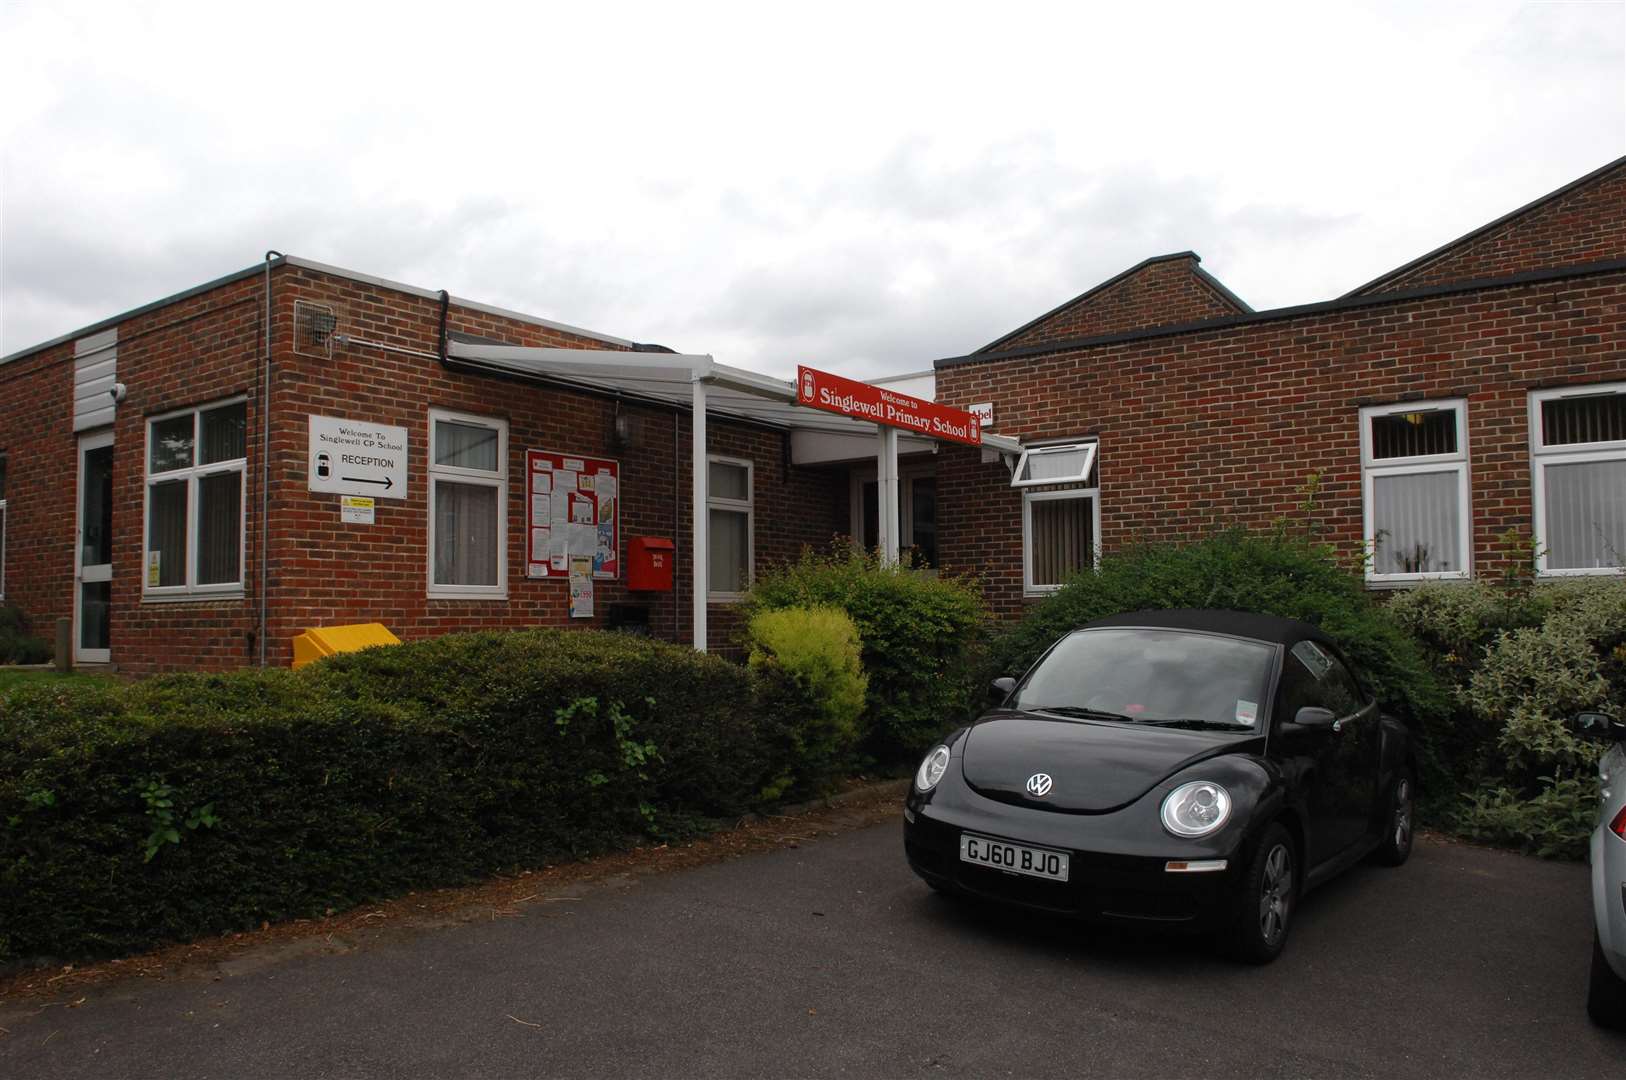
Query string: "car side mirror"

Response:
xmin=1292 ymin=706 xmax=1337 ymax=729
xmin=1574 ymin=712 xmax=1626 ymax=742
xmin=989 ymin=677 xmax=1017 ymax=706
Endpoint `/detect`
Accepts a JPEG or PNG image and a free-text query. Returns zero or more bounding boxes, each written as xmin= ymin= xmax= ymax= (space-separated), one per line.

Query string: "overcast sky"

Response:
xmin=2 ymin=0 xmax=1622 ymax=378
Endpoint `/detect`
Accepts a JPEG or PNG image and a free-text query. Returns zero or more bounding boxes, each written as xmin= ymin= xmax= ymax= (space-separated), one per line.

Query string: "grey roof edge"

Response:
xmin=933 ymin=256 xmax=1626 ymax=370
xmin=1341 ymin=154 xmax=1626 ymax=299
xmin=1 ymin=254 xmax=650 ymax=367
xmin=973 ymin=251 xmax=1249 ymax=356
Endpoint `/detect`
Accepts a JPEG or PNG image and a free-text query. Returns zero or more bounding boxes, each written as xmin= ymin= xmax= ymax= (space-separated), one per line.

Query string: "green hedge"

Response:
xmin=0 ymin=606 xmax=51 ymax=665
xmin=741 ymin=546 xmax=988 ymax=764
xmin=0 ymin=629 xmax=794 ymax=966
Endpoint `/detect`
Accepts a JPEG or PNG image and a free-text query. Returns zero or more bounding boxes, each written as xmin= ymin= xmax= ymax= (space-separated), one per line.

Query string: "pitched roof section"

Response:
xmin=1344 ymin=154 xmax=1626 ymax=298
xmin=976 ymin=252 xmax=1252 ymax=355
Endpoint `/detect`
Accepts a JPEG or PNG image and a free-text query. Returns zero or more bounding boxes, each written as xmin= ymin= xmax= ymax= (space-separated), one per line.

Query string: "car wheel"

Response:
xmin=1589 ymin=932 xmax=1626 ymax=1030
xmin=1369 ymin=771 xmax=1415 ymax=867
xmin=1222 ymin=822 xmax=1296 ymax=964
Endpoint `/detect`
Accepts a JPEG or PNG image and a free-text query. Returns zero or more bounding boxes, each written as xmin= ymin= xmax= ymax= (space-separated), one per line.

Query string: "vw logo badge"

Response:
xmin=1026 ymin=773 xmax=1053 ymax=798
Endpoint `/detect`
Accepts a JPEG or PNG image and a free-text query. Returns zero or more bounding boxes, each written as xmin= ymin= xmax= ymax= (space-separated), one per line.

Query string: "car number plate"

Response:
xmin=959 ymin=833 xmax=1070 ymax=882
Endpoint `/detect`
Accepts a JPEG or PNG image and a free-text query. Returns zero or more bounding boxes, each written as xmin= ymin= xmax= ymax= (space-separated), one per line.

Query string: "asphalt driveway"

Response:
xmin=2 ymin=821 xmax=1620 ymax=1078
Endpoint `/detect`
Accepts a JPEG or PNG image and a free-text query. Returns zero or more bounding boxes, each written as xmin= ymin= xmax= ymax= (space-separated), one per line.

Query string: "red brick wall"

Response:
xmin=992 ymin=255 xmax=1248 ymax=352
xmin=0 ymin=262 xmax=846 ymax=672
xmin=0 ymin=343 xmax=76 ymax=639
xmin=1357 ymin=162 xmax=1626 ymax=295
xmin=937 ymin=268 xmax=1626 ymax=621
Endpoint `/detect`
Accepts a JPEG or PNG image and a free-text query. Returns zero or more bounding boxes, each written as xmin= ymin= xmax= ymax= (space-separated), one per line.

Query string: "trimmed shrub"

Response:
xmin=0 ymin=629 xmax=788 ymax=966
xmin=747 ymin=606 xmax=868 ymax=800
xmin=985 ymin=530 xmax=1449 ymax=728
xmin=741 ymin=546 xmax=988 ymax=764
xmin=0 ymin=606 xmax=51 ymax=665
xmin=1388 ymin=577 xmax=1626 ymax=857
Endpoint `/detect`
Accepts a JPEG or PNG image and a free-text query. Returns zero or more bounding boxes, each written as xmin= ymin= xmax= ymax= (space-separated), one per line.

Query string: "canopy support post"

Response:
xmin=692 ymin=375 xmax=708 ymax=652
xmin=877 ymin=426 xmax=900 ymax=566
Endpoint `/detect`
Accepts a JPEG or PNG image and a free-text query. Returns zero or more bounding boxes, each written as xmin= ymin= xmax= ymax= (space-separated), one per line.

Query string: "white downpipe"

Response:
xmin=692 ymin=375 xmax=709 ymax=652
xmin=878 ymin=426 xmax=901 ymax=565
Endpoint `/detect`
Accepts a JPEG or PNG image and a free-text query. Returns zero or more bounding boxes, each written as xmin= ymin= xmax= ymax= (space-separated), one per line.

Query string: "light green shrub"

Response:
xmin=747 ymin=606 xmax=868 ymax=799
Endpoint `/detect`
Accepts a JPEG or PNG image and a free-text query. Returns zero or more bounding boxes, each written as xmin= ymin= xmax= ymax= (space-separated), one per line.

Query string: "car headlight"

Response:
xmin=915 ymin=745 xmax=951 ymax=793
xmin=1161 ymin=781 xmax=1232 ymax=838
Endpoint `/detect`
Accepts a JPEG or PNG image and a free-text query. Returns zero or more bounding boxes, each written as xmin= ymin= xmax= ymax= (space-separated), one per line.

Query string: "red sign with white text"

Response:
xmin=795 ymin=366 xmax=982 ymax=446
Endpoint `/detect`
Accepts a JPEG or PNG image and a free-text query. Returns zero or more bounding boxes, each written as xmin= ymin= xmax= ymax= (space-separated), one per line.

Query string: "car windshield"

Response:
xmin=1012 ymin=627 xmax=1275 ymax=731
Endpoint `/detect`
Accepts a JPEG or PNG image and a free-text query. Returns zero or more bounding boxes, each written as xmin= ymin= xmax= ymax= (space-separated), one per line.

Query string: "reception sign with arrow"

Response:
xmin=308 ymin=414 xmax=409 ymax=500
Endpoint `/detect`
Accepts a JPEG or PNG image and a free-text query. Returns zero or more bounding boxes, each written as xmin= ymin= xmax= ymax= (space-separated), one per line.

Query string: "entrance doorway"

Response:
xmin=76 ymin=431 xmax=113 ymax=663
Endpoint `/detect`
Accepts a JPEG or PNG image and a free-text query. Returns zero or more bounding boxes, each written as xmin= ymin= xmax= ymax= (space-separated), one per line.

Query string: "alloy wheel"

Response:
xmin=1258 ymin=843 xmax=1293 ymax=946
xmin=1393 ymin=778 xmax=1413 ymax=851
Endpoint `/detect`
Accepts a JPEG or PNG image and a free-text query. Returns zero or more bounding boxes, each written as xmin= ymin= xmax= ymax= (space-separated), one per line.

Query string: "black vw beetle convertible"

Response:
xmin=903 ymin=610 xmax=1416 ymax=963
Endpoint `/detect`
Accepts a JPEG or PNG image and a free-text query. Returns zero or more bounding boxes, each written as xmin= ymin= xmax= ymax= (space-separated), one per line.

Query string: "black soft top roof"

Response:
xmin=1078 ymin=609 xmax=1331 ymax=648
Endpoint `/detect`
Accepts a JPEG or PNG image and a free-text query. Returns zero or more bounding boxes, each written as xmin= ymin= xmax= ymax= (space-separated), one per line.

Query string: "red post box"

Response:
xmin=627 ymin=536 xmax=676 ymax=592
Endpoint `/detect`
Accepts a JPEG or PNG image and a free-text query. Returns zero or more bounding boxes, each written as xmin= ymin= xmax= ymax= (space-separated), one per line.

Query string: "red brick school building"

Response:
xmin=1 ymin=156 xmax=1621 ymax=671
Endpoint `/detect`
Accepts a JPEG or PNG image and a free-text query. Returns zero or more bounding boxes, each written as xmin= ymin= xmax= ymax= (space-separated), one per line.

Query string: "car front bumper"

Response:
xmin=904 ymin=795 xmax=1243 ymax=929
xmin=1592 ymin=821 xmax=1626 ymax=982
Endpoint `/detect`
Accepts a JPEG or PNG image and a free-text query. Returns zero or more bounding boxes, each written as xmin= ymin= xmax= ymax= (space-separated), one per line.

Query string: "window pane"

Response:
xmin=708 ymin=508 xmax=749 ymax=593
xmin=1370 ymin=410 xmax=1457 ymax=459
xmin=1544 ymin=460 xmax=1626 ymax=570
xmin=80 ymin=581 xmax=110 ymax=651
xmin=150 ymin=415 xmax=195 ymax=473
xmin=709 ymin=461 xmax=749 ymax=501
xmin=1542 ymin=394 xmax=1626 ymax=447
xmin=1372 ymin=471 xmax=1461 ymax=574
xmin=197 ymin=472 xmax=242 ymax=585
xmin=1030 ymin=496 xmax=1092 ymax=586
xmin=1019 ymin=444 xmax=1095 ymax=484
xmin=861 ymin=481 xmax=878 ymax=548
xmin=434 ymin=481 xmax=498 ymax=586
xmin=201 ymin=403 xmax=247 ymax=464
xmin=434 ymin=420 xmax=499 ymax=471
xmin=147 ymin=479 xmax=188 ymax=587
xmin=82 ymin=444 xmax=113 ymax=566
xmin=910 ymin=477 xmax=937 ymax=566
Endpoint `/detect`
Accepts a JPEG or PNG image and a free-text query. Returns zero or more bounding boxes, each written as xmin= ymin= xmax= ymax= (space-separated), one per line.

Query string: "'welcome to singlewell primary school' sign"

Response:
xmin=795 ymin=366 xmax=982 ymax=446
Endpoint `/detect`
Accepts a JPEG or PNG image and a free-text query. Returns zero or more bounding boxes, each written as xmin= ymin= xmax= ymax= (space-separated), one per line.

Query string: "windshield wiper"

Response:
xmin=1138 ymin=717 xmax=1251 ymax=731
xmin=1027 ymin=705 xmax=1137 ymax=723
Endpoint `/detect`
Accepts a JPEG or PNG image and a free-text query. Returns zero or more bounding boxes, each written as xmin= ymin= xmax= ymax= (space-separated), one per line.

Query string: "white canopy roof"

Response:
xmin=445 ymin=342 xmax=1022 ymax=454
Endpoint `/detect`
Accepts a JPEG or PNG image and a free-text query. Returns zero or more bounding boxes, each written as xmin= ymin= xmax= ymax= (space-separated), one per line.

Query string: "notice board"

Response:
xmin=526 ymin=450 xmax=620 ymax=579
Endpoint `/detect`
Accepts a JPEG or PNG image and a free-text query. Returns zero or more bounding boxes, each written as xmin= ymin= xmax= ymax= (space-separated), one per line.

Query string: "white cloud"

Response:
xmin=2 ymin=0 xmax=1621 ymax=377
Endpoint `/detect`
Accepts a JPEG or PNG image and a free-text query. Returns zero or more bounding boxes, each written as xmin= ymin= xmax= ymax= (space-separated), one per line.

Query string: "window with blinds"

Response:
xmin=1021 ymin=438 xmax=1100 ymax=593
xmin=707 ymin=457 xmax=753 ymax=596
xmin=1531 ymin=384 xmax=1626 ymax=576
xmin=144 ymin=400 xmax=247 ymax=596
xmin=1359 ymin=400 xmax=1470 ymax=582
xmin=428 ymin=409 xmax=508 ymax=597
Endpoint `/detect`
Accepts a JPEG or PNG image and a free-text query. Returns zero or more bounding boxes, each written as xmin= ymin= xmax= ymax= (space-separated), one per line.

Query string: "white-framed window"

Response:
xmin=144 ymin=399 xmax=247 ymax=598
xmin=1013 ymin=442 xmax=1098 ymax=488
xmin=1530 ymin=382 xmax=1626 ymax=576
xmin=707 ymin=455 xmax=753 ymax=599
xmin=1019 ymin=440 xmax=1100 ymax=594
xmin=428 ymin=408 xmax=508 ymax=598
xmin=1023 ymin=488 xmax=1100 ymax=593
xmin=0 ymin=451 xmax=7 ymax=600
xmin=1359 ymin=400 xmax=1471 ymax=583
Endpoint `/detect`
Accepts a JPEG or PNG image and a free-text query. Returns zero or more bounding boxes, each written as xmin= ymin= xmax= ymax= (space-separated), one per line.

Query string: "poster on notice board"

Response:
xmin=525 ymin=449 xmax=620 ymax=580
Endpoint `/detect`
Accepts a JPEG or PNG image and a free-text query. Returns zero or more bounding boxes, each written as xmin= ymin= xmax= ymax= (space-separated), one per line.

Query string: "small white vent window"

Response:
xmin=1012 ymin=442 xmax=1097 ymax=488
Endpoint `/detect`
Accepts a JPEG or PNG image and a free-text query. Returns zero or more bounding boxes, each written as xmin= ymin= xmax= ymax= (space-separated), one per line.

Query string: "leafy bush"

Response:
xmin=747 ymin=606 xmax=868 ymax=800
xmin=0 ymin=628 xmax=820 ymax=966
xmin=742 ymin=546 xmax=988 ymax=764
xmin=0 ymin=606 xmax=51 ymax=665
xmin=1389 ymin=577 xmax=1625 ymax=855
xmin=985 ymin=530 xmax=1449 ymax=729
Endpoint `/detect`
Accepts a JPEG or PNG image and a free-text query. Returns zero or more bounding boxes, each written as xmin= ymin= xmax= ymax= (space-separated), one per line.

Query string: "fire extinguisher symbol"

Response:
xmin=801 ymin=370 xmax=815 ymax=401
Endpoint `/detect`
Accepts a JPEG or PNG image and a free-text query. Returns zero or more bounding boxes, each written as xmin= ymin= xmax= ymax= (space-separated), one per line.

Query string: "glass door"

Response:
xmin=76 ymin=431 xmax=114 ymax=663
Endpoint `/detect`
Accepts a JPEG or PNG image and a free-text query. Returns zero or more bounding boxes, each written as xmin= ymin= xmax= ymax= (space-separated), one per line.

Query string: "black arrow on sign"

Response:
xmin=343 ymin=475 xmax=394 ymax=489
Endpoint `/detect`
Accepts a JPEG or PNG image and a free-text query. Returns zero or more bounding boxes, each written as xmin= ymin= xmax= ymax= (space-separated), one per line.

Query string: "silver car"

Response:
xmin=1581 ymin=711 xmax=1626 ymax=1029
